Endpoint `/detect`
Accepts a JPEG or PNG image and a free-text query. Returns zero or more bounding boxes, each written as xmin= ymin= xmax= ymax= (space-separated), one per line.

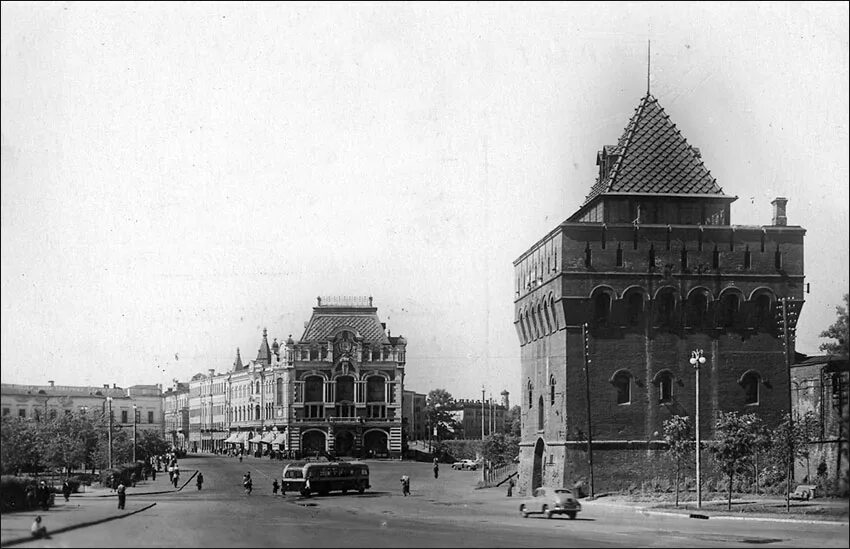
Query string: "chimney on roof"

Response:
xmin=208 ymin=369 xmax=215 ymax=377
xmin=103 ymin=384 xmax=109 ymax=389
xmin=771 ymin=197 xmax=788 ymax=226
xmin=112 ymin=383 xmax=117 ymax=389
xmin=48 ymin=380 xmax=54 ymax=387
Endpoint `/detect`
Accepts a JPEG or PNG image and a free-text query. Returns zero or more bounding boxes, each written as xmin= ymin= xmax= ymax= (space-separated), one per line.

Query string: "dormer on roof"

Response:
xmin=570 ymin=93 xmax=737 ymax=225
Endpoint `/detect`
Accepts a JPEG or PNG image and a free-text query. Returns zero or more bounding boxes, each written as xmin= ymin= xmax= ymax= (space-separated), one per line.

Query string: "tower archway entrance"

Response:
xmin=532 ymin=438 xmax=545 ymax=490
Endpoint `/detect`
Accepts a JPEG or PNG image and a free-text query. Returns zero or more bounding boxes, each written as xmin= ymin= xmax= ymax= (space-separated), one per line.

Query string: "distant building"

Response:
xmin=514 ymin=89 xmax=805 ymax=494
xmin=791 ymin=354 xmax=849 ymax=492
xmin=162 ymin=381 xmax=189 ymax=450
xmin=1 ymin=381 xmax=164 ymax=435
xmin=446 ymin=398 xmax=507 ymax=439
xmin=402 ymin=390 xmax=427 ymax=442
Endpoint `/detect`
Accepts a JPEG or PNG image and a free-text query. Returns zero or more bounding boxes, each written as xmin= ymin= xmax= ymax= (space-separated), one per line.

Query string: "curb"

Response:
xmin=90 ymin=469 xmax=197 ymax=497
xmin=0 ymin=502 xmax=157 ymax=548
xmin=635 ymin=507 xmax=849 ymax=525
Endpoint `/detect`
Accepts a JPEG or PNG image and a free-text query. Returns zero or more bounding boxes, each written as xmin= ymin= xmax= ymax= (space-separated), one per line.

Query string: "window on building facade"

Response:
xmin=550 ymin=376 xmax=556 ymax=405
xmin=148 ymin=411 xmax=154 ymax=424
xmin=594 ymin=292 xmax=611 ymax=326
xmin=2 ymin=408 xmax=9 ymax=416
xmin=754 ymin=294 xmax=773 ymax=330
xmin=121 ymin=410 xmax=128 ymax=424
xmin=719 ymin=293 xmax=740 ymax=328
xmin=655 ymin=290 xmax=677 ymax=327
xmin=686 ymin=291 xmax=709 ymax=328
xmin=612 ymin=371 xmax=631 ymax=404
xmin=626 ymin=291 xmax=644 ymax=326
xmin=742 ymin=372 xmax=760 ymax=405
xmin=337 ymin=376 xmax=355 ymax=402
xmin=537 ymin=395 xmax=544 ymax=430
xmin=527 ymin=380 xmax=533 ymax=408
xmin=367 ymin=376 xmax=386 ymax=403
xmin=19 ymin=409 xmax=26 ymax=418
xmin=655 ymin=371 xmax=673 ymax=403
xmin=305 ymin=376 xmax=324 ymax=402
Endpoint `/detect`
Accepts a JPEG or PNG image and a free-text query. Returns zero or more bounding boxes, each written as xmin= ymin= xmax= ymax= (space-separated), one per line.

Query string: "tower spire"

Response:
xmin=647 ymin=40 xmax=651 ymax=95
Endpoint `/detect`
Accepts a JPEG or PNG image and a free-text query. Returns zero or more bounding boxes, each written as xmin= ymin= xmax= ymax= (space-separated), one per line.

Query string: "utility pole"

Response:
xmin=106 ymin=397 xmax=113 ymax=469
xmin=582 ymin=323 xmax=595 ymax=498
xmin=781 ymin=296 xmax=798 ymax=513
xmin=481 ymin=386 xmax=485 ymax=440
xmin=132 ymin=404 xmax=138 ymax=463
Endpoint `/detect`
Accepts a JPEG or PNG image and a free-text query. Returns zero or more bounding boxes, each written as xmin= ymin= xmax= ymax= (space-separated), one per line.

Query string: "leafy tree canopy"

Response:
xmin=819 ymin=293 xmax=849 ymax=356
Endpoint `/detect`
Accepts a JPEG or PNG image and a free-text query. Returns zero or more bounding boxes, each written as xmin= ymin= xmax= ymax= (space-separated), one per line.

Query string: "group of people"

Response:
xmin=25 ymin=481 xmax=52 ymax=511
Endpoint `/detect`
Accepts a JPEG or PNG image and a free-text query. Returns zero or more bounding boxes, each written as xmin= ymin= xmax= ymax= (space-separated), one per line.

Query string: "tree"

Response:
xmin=819 ymin=293 xmax=849 ymax=356
xmin=507 ymin=405 xmax=521 ymax=437
xmin=136 ymin=429 xmax=170 ymax=463
xmin=40 ymin=412 xmax=88 ymax=477
xmin=663 ymin=415 xmax=693 ymax=507
xmin=708 ymin=411 xmax=757 ymax=511
xmin=0 ymin=416 xmax=44 ymax=475
xmin=425 ymin=389 xmax=459 ymax=441
xmin=748 ymin=416 xmax=771 ymax=495
xmin=482 ymin=432 xmax=520 ymax=465
xmin=768 ymin=413 xmax=816 ymax=508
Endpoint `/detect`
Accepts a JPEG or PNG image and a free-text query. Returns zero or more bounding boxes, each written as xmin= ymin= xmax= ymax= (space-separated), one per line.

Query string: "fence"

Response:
xmin=481 ymin=461 xmax=517 ymax=488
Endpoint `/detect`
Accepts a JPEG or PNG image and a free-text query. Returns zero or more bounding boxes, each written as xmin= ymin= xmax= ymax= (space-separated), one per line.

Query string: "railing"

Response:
xmin=481 ymin=461 xmax=518 ymax=488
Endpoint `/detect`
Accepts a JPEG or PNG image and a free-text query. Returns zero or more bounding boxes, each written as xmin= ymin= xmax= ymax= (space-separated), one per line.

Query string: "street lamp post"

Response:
xmin=132 ymin=404 xmax=138 ymax=463
xmin=690 ymin=349 xmax=707 ymax=509
xmin=106 ymin=397 xmax=113 ymax=469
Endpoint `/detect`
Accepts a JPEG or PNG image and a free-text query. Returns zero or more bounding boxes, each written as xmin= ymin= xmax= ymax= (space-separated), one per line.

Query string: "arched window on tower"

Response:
xmin=653 ymin=370 xmax=674 ymax=403
xmin=550 ymin=375 xmax=556 ymax=406
xmin=686 ymin=291 xmax=709 ymax=329
xmin=718 ymin=293 xmax=741 ymax=328
xmin=654 ymin=289 xmax=677 ymax=328
xmin=527 ymin=380 xmax=533 ymax=408
xmin=753 ymin=292 xmax=774 ymax=331
xmin=740 ymin=371 xmax=761 ymax=405
xmin=626 ymin=291 xmax=645 ymax=327
xmin=611 ymin=371 xmax=632 ymax=405
xmin=593 ymin=292 xmax=612 ymax=327
xmin=538 ymin=395 xmax=544 ymax=430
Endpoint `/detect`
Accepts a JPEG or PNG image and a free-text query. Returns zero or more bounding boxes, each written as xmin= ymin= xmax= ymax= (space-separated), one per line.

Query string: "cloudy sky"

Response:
xmin=2 ymin=2 xmax=848 ymax=402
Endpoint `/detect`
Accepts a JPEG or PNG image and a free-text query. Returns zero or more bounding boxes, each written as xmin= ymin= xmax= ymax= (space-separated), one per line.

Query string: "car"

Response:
xmin=450 ymin=459 xmax=479 ymax=471
xmin=519 ymin=487 xmax=581 ymax=519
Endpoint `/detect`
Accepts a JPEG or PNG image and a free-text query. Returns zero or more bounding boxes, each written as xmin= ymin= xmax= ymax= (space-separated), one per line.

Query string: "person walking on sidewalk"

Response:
xmin=172 ymin=470 xmax=180 ymax=488
xmin=400 ymin=475 xmax=410 ymax=496
xmin=272 ymin=479 xmax=279 ymax=496
xmin=116 ymin=481 xmax=126 ymax=510
xmin=196 ymin=472 xmax=204 ymax=491
xmin=62 ymin=480 xmax=72 ymax=502
xmin=433 ymin=458 xmax=439 ymax=479
xmin=507 ymin=477 xmax=515 ymax=497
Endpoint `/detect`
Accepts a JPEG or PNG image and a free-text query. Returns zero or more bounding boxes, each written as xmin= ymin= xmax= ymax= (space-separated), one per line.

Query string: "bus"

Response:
xmin=281 ymin=460 xmax=370 ymax=497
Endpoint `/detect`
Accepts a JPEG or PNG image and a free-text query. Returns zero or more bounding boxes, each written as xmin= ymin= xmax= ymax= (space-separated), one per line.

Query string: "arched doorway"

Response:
xmin=532 ymin=438 xmax=545 ymax=490
xmin=302 ymin=430 xmax=327 ymax=455
xmin=363 ymin=430 xmax=388 ymax=458
xmin=335 ymin=430 xmax=355 ymax=457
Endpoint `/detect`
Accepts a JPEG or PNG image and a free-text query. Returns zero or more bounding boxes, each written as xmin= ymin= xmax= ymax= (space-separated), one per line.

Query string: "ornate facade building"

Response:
xmin=177 ymin=296 xmax=408 ymax=459
xmin=514 ymin=91 xmax=806 ymax=494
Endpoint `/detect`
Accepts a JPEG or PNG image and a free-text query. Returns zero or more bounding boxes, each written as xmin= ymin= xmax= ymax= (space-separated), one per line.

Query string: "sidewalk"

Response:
xmin=579 ymin=493 xmax=850 ymax=525
xmin=0 ymin=472 xmax=194 ymax=548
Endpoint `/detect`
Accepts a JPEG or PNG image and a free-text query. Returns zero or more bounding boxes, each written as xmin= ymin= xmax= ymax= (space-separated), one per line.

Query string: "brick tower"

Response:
xmin=513 ymin=92 xmax=806 ymax=494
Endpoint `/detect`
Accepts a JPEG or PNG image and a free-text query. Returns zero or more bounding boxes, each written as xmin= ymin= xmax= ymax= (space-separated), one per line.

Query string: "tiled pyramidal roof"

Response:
xmin=583 ymin=94 xmax=724 ymax=205
xmin=301 ymin=312 xmax=390 ymax=345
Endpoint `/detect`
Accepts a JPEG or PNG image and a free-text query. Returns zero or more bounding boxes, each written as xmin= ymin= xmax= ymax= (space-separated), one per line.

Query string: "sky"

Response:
xmin=2 ymin=1 xmax=848 ymax=404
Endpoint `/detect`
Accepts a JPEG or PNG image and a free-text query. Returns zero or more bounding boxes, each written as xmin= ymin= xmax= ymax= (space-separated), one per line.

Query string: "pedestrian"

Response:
xmin=116 ymin=481 xmax=126 ymax=510
xmin=30 ymin=516 xmax=48 ymax=539
xmin=272 ymin=479 xmax=279 ymax=495
xmin=507 ymin=477 xmax=515 ymax=497
xmin=400 ymin=474 xmax=410 ymax=496
xmin=168 ymin=466 xmax=174 ymax=483
xmin=196 ymin=472 xmax=204 ymax=491
xmin=62 ymin=479 xmax=72 ymax=502
xmin=433 ymin=458 xmax=439 ymax=479
xmin=172 ymin=471 xmax=180 ymax=488
xmin=151 ymin=467 xmax=156 ymax=481
xmin=243 ymin=472 xmax=253 ymax=495
xmin=26 ymin=484 xmax=37 ymax=510
xmin=39 ymin=481 xmax=50 ymax=510
xmin=239 ymin=454 xmax=243 ymax=463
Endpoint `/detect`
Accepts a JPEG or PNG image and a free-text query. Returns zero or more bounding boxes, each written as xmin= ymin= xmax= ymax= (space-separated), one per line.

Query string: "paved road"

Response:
xmin=12 ymin=455 xmax=848 ymax=547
